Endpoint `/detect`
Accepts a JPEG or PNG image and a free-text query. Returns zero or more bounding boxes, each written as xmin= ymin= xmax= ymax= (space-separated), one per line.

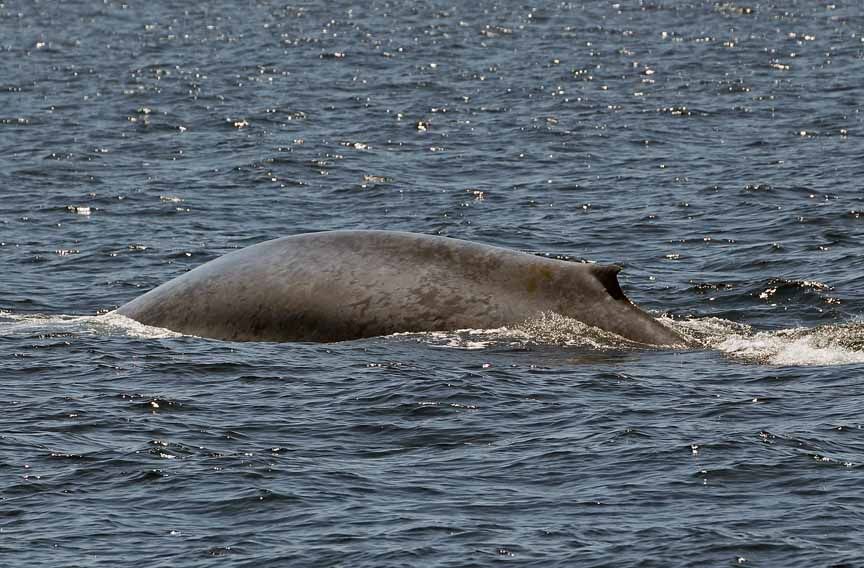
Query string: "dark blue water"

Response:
xmin=3 ymin=1 xmax=864 ymax=565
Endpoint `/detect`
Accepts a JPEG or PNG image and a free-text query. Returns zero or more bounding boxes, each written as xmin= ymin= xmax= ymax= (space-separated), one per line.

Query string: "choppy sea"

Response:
xmin=3 ymin=1 xmax=864 ymax=566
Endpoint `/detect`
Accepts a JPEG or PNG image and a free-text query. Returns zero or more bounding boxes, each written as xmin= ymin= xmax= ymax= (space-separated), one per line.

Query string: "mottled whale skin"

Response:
xmin=116 ymin=230 xmax=684 ymax=345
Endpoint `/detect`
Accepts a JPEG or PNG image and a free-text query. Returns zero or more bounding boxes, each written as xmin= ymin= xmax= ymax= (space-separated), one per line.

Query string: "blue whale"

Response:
xmin=116 ymin=230 xmax=684 ymax=345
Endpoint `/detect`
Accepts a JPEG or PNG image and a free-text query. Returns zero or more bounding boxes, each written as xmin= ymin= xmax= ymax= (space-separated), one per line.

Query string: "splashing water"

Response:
xmin=0 ymin=310 xmax=181 ymax=340
xmin=3 ymin=310 xmax=863 ymax=366
xmin=668 ymin=317 xmax=864 ymax=366
xmin=410 ymin=314 xmax=864 ymax=366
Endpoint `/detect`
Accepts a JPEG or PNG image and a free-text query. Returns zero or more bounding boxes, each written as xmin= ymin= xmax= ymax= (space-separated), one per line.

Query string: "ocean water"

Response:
xmin=2 ymin=1 xmax=864 ymax=566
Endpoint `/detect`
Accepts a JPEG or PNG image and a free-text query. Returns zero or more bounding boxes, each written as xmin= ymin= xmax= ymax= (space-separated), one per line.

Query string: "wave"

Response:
xmin=3 ymin=310 xmax=863 ymax=366
xmin=0 ymin=311 xmax=181 ymax=340
xmin=671 ymin=316 xmax=864 ymax=366
xmin=418 ymin=313 xmax=864 ymax=367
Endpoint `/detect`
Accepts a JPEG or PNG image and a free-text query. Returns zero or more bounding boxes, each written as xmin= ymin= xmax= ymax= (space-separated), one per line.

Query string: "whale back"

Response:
xmin=116 ymin=230 xmax=683 ymax=345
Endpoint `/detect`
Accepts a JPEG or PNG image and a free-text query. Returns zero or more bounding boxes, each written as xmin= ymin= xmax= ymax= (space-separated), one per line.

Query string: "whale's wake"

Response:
xmin=0 ymin=310 xmax=181 ymax=340
xmin=3 ymin=310 xmax=864 ymax=366
xmin=420 ymin=313 xmax=864 ymax=367
xmin=669 ymin=317 xmax=864 ymax=366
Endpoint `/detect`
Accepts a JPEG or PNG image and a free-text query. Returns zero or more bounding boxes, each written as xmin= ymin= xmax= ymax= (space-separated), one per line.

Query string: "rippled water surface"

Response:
xmin=3 ymin=1 xmax=864 ymax=566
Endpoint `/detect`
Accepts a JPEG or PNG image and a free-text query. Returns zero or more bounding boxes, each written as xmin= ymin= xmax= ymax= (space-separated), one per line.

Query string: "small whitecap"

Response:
xmin=96 ymin=312 xmax=184 ymax=339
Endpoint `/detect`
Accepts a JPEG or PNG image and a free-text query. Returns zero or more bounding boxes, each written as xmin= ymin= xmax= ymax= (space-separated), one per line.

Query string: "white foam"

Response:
xmin=715 ymin=332 xmax=864 ymax=366
xmin=397 ymin=327 xmax=528 ymax=350
xmin=392 ymin=313 xmax=664 ymax=351
xmin=5 ymin=309 xmax=864 ymax=366
xmin=414 ymin=313 xmax=864 ymax=366
xmin=665 ymin=317 xmax=864 ymax=366
xmin=0 ymin=310 xmax=182 ymax=339
xmin=92 ymin=311 xmax=184 ymax=339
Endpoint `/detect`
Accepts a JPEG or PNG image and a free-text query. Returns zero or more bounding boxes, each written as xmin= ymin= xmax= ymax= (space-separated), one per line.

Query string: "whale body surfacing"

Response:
xmin=115 ymin=230 xmax=684 ymax=346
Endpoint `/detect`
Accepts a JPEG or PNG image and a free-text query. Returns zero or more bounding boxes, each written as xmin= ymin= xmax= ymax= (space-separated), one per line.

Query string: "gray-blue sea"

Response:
xmin=2 ymin=1 xmax=864 ymax=566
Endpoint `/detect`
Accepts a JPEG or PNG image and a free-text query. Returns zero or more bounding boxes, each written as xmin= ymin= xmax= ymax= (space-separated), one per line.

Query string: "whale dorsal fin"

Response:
xmin=591 ymin=264 xmax=627 ymax=302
